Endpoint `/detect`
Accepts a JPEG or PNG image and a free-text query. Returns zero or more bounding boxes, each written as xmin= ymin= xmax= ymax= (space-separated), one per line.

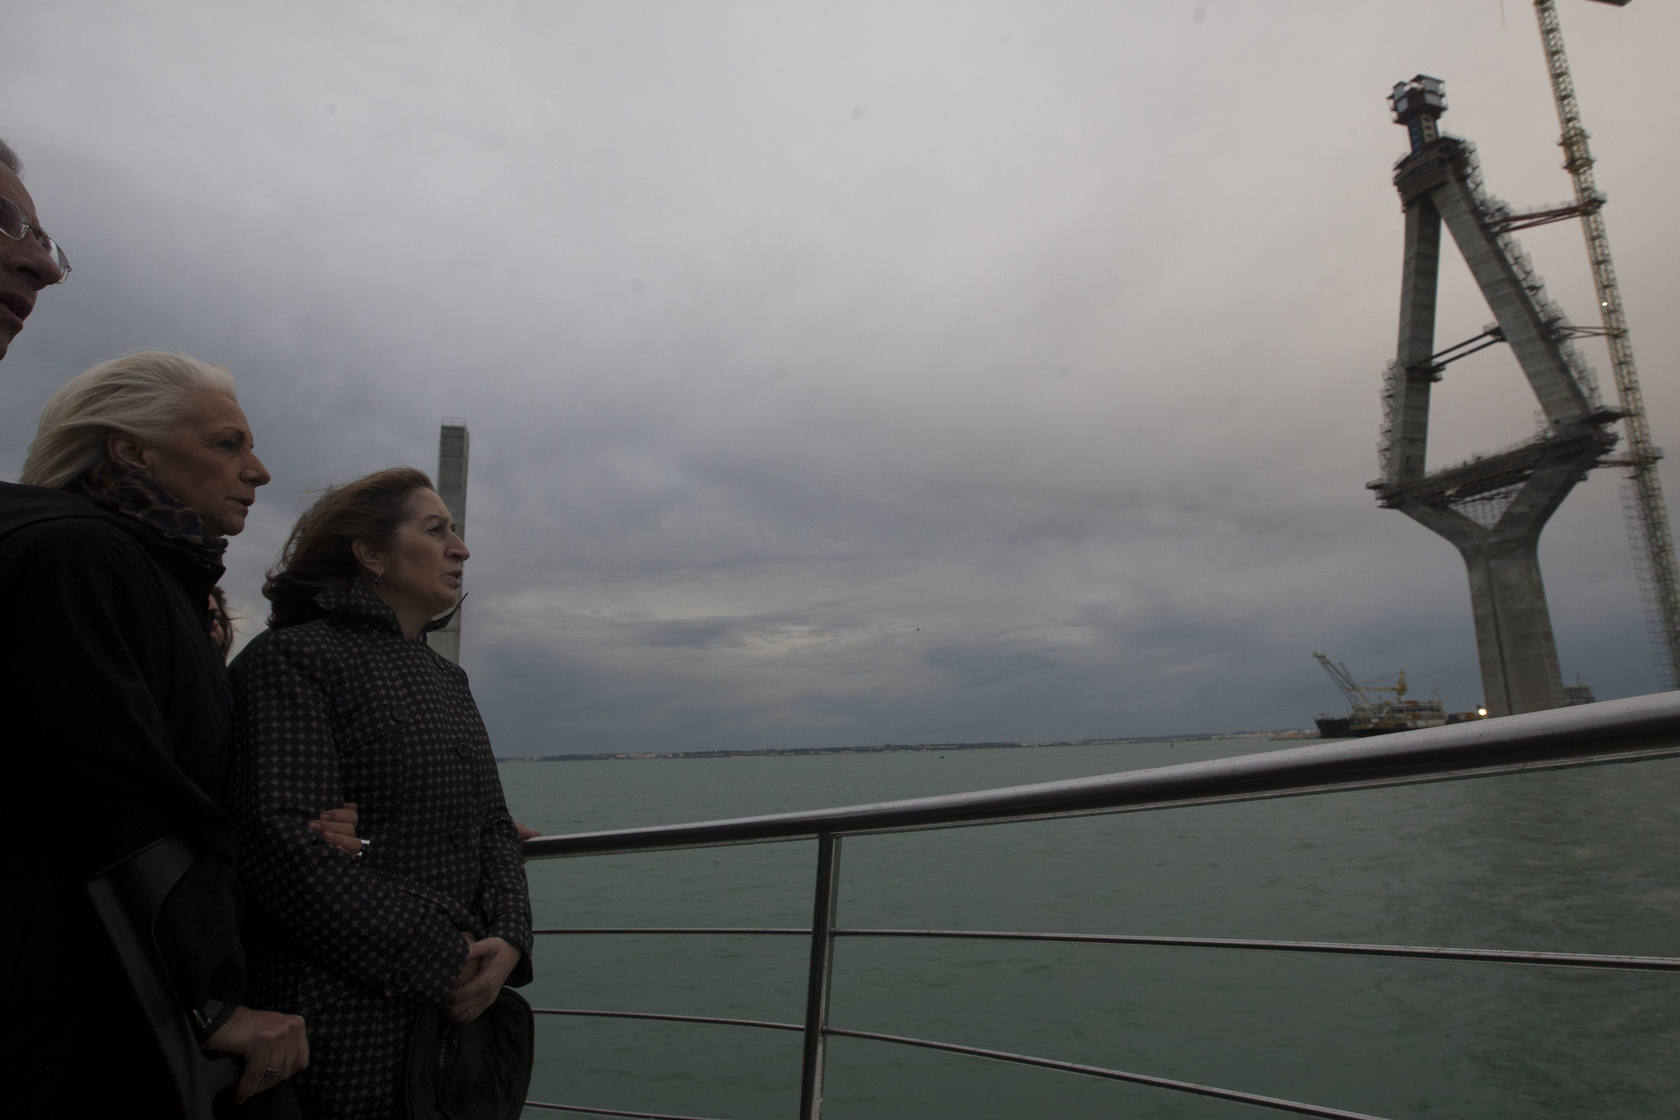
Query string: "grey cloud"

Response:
xmin=4 ymin=0 xmax=1675 ymax=754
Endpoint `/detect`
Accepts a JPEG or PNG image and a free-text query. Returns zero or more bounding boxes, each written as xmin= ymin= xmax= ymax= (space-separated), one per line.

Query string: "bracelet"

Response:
xmin=190 ymin=998 xmax=237 ymax=1044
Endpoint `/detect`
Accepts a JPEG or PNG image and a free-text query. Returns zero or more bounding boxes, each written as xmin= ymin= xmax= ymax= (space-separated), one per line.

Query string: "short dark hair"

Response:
xmin=263 ymin=467 xmax=434 ymax=628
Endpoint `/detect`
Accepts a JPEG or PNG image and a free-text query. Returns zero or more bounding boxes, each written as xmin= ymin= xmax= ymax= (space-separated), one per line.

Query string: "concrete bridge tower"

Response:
xmin=1370 ymin=77 xmax=1619 ymax=716
xmin=433 ymin=419 xmax=469 ymax=664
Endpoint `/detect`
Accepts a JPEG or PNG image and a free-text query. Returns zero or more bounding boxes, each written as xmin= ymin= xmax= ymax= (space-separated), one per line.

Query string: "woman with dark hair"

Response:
xmin=1 ymin=351 xmax=340 ymax=1115
xmin=209 ymin=586 xmax=236 ymax=661
xmin=230 ymin=467 xmax=533 ymax=1120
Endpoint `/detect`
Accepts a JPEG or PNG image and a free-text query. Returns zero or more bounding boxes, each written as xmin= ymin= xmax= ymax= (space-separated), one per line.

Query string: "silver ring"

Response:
xmin=263 ymin=1067 xmax=284 ymax=1077
xmin=356 ymin=838 xmax=371 ymax=858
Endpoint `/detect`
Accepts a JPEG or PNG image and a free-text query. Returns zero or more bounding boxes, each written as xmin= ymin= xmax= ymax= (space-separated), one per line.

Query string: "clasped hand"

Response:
xmin=305 ymin=809 xmax=521 ymax=1024
xmin=307 ymin=802 xmax=362 ymax=854
xmin=444 ymin=935 xmax=519 ymax=1024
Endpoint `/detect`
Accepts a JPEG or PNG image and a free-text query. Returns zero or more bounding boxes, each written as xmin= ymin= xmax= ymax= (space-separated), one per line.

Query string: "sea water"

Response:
xmin=501 ymin=738 xmax=1680 ymax=1119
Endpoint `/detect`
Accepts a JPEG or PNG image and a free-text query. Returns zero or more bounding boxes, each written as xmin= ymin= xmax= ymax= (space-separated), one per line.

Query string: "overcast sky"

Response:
xmin=6 ymin=1 xmax=1678 ymax=754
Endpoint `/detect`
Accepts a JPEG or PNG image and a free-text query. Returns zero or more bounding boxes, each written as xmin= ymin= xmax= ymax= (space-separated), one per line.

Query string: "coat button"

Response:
xmin=451 ymin=828 xmax=467 ymax=847
xmin=392 ymin=967 xmax=413 ymax=985
xmin=390 ymin=710 xmax=411 ymax=723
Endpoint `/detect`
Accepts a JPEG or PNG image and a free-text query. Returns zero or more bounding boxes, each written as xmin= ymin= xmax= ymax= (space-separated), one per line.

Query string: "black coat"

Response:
xmin=230 ymin=581 xmax=532 ymax=1120
xmin=0 ymin=481 xmax=245 ymax=1115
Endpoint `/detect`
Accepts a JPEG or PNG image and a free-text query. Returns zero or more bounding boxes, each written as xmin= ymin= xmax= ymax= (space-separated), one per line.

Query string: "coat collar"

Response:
xmin=313 ymin=578 xmax=461 ymax=642
xmin=314 ymin=578 xmax=407 ymax=636
xmin=0 ymin=481 xmax=225 ymax=590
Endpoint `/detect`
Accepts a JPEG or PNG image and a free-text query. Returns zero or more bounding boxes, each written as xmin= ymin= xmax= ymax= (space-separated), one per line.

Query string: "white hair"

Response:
xmin=0 ymin=136 xmax=21 ymax=176
xmin=21 ymin=351 xmax=239 ymax=488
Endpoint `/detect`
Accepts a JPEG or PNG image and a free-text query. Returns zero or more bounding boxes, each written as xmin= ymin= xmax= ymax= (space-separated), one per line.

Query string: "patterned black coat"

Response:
xmin=230 ymin=581 xmax=532 ymax=1120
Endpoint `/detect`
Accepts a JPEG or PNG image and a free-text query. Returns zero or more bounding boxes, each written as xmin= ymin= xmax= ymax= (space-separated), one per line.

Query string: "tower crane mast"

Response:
xmin=1533 ymin=0 xmax=1680 ymax=688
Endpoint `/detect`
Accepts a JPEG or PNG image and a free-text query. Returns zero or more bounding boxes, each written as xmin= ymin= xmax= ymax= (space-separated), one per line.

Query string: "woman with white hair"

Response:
xmin=0 ymin=351 xmax=346 ymax=1116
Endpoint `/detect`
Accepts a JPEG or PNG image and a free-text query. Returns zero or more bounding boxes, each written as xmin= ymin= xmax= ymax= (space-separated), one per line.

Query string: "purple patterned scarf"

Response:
xmin=66 ymin=458 xmax=229 ymax=574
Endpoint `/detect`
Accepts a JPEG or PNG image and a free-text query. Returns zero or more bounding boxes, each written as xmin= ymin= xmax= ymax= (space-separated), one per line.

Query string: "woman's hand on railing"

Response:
xmin=443 ymin=935 xmax=520 ymax=1024
xmin=514 ymin=821 xmax=540 ymax=863
xmin=203 ymin=1006 xmax=310 ymax=1103
xmin=308 ymin=802 xmax=362 ymax=855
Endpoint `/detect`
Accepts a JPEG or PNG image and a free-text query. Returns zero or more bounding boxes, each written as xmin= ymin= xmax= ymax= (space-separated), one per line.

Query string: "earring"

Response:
xmin=372 ymin=571 xmax=385 ymax=586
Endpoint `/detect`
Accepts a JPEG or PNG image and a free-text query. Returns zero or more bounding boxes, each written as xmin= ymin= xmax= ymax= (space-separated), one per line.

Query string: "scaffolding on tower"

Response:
xmin=1532 ymin=0 xmax=1680 ymax=688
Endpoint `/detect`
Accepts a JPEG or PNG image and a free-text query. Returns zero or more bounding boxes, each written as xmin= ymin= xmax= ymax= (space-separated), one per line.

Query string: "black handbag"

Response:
xmin=85 ymin=835 xmax=247 ymax=1120
xmin=402 ymin=987 xmax=534 ymax=1120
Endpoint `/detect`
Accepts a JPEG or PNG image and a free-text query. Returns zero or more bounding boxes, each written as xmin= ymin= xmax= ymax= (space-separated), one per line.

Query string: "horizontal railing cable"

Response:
xmin=521 ymin=1008 xmax=1389 ymax=1119
xmin=841 ymin=928 xmax=1680 ymax=972
xmin=523 ymin=1100 xmax=739 ymax=1120
xmin=531 ymin=1006 xmax=799 ymax=1034
xmin=822 ymin=1027 xmax=1391 ymax=1120
xmin=522 ymin=1004 xmax=1392 ymax=1120
xmin=530 ymin=924 xmax=1680 ymax=973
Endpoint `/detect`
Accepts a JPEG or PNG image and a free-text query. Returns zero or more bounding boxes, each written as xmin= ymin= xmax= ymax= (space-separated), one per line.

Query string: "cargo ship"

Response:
xmin=1314 ymin=697 xmax=1450 ymax=738
xmin=1310 ymin=654 xmax=1598 ymax=737
xmin=1312 ymin=652 xmax=1450 ymax=738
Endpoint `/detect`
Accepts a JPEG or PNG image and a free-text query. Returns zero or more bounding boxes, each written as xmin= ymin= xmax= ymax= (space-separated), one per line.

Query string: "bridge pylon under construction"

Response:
xmin=1370 ymin=76 xmax=1619 ymax=717
xmin=432 ymin=419 xmax=469 ymax=665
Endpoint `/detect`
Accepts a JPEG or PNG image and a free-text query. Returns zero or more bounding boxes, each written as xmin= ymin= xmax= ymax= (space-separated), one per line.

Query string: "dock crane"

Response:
xmin=1315 ymin=653 xmax=1375 ymax=719
xmin=1313 ymin=653 xmax=1411 ymax=717
xmin=1529 ymin=0 xmax=1680 ymax=688
xmin=1312 ymin=654 xmax=1448 ymax=736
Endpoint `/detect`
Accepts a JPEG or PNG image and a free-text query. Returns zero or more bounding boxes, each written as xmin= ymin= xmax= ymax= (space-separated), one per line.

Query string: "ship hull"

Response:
xmin=1316 ymin=711 xmax=1447 ymax=738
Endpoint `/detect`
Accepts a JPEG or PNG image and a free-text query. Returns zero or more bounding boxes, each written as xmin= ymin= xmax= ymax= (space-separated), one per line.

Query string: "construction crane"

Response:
xmin=1530 ymin=0 xmax=1680 ymax=688
xmin=1315 ymin=653 xmax=1375 ymax=717
xmin=1312 ymin=653 xmax=1411 ymax=715
xmin=1312 ymin=654 xmax=1447 ymax=736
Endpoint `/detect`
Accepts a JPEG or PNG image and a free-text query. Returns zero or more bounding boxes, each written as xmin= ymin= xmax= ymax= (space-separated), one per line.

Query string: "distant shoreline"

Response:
xmin=500 ymin=729 xmax=1314 ymax=762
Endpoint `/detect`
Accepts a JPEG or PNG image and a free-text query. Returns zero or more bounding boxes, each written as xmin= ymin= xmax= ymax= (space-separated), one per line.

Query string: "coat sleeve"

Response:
xmin=472 ymin=760 xmax=534 ymax=987
xmin=230 ymin=635 xmax=469 ymax=1002
xmin=6 ymin=519 xmax=244 ymax=1010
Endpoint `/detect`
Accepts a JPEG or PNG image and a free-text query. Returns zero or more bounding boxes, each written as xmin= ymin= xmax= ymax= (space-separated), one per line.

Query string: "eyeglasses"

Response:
xmin=0 ymin=193 xmax=71 ymax=282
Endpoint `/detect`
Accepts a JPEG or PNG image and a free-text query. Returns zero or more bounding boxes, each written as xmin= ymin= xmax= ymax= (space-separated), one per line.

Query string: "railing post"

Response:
xmin=797 ymin=834 xmax=842 ymax=1120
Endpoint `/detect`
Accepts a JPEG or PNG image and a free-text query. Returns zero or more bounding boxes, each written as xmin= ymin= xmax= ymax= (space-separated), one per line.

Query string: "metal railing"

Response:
xmin=518 ymin=691 xmax=1680 ymax=1119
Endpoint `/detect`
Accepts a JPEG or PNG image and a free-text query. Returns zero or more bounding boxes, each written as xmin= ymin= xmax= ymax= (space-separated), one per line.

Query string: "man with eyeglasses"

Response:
xmin=0 ymin=136 xmax=70 ymax=362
